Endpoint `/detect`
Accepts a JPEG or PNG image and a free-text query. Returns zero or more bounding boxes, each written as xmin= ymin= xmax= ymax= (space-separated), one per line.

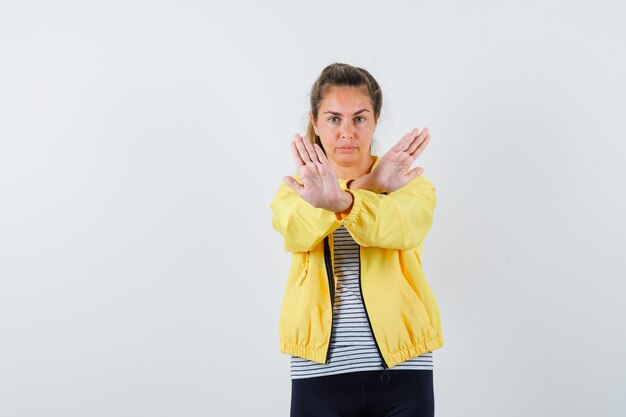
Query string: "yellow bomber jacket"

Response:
xmin=269 ymin=156 xmax=444 ymax=369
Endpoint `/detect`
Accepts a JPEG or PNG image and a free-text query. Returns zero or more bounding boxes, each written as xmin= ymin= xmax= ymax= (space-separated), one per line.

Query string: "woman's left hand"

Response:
xmin=369 ymin=127 xmax=430 ymax=193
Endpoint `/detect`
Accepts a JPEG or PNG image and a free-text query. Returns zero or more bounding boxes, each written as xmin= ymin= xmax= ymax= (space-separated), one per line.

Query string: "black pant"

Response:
xmin=290 ymin=369 xmax=434 ymax=417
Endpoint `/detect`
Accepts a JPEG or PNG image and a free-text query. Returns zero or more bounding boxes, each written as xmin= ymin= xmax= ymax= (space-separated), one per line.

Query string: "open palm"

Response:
xmin=283 ymin=134 xmax=344 ymax=210
xmin=371 ymin=127 xmax=431 ymax=193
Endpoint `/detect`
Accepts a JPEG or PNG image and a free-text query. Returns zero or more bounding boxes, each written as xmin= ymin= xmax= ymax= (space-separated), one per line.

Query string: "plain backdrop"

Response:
xmin=1 ymin=1 xmax=625 ymax=416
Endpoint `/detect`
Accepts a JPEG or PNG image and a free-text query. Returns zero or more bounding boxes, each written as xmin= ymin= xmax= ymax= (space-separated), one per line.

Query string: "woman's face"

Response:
xmin=310 ymin=85 xmax=377 ymax=167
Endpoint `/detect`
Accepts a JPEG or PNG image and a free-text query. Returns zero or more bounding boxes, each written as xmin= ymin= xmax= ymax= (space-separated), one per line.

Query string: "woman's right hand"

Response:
xmin=283 ymin=134 xmax=353 ymax=213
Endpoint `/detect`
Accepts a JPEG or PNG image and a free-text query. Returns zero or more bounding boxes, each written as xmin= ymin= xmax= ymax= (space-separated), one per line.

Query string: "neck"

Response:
xmin=331 ymin=155 xmax=376 ymax=180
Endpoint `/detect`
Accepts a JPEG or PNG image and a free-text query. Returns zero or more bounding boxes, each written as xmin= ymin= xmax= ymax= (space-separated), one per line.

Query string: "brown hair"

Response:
xmin=306 ymin=63 xmax=383 ymax=155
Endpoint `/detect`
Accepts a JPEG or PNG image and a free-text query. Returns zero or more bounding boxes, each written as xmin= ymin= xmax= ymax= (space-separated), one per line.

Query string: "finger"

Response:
xmin=283 ymin=176 xmax=304 ymax=194
xmin=313 ymin=143 xmax=328 ymax=164
xmin=405 ymin=135 xmax=427 ymax=156
xmin=406 ymin=127 xmax=429 ymax=155
xmin=291 ymin=139 xmax=305 ymax=167
xmin=408 ymin=132 xmax=430 ymax=158
xmin=405 ymin=166 xmax=424 ymax=181
xmin=294 ymin=134 xmax=313 ymax=164
xmin=302 ymin=135 xmax=321 ymax=164
xmin=393 ymin=127 xmax=420 ymax=152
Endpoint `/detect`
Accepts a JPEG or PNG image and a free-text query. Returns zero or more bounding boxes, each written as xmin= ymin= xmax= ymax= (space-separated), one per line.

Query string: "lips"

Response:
xmin=337 ymin=147 xmax=355 ymax=153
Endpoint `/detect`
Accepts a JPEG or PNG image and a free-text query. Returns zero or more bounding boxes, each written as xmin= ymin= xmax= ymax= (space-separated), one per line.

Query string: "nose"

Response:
xmin=340 ymin=121 xmax=354 ymax=139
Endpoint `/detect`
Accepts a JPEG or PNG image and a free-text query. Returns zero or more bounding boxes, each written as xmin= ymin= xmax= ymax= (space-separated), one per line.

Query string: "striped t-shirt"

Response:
xmin=290 ymin=225 xmax=433 ymax=379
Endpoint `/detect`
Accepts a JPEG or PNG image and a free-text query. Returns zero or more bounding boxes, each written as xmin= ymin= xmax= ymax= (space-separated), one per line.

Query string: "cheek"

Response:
xmin=320 ymin=126 xmax=337 ymax=138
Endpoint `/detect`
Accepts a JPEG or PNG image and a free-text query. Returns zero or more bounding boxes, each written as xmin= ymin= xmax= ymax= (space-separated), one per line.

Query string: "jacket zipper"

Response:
xmin=323 ymin=236 xmax=335 ymax=365
xmin=324 ymin=236 xmax=388 ymax=370
xmin=358 ymin=246 xmax=389 ymax=370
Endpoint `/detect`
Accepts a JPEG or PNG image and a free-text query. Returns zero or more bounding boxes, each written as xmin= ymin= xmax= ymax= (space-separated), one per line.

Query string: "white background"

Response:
xmin=1 ymin=1 xmax=625 ymax=416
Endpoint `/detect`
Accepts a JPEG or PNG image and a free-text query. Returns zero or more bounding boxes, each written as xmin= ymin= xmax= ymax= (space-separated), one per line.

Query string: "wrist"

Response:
xmin=349 ymin=173 xmax=384 ymax=194
xmin=333 ymin=190 xmax=353 ymax=213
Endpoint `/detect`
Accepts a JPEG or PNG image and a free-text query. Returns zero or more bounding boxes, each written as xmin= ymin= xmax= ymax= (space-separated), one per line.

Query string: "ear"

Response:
xmin=309 ymin=111 xmax=318 ymax=135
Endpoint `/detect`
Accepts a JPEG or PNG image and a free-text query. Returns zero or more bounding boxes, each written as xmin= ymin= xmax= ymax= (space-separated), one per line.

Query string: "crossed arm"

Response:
xmin=270 ymin=173 xmax=436 ymax=252
xmin=270 ymin=127 xmax=434 ymax=252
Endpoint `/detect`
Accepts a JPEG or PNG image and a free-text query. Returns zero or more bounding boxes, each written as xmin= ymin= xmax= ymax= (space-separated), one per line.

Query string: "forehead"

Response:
xmin=320 ymin=86 xmax=372 ymax=112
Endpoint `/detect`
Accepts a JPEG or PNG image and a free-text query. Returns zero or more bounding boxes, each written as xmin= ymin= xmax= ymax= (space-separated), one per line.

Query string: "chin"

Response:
xmin=334 ymin=154 xmax=358 ymax=163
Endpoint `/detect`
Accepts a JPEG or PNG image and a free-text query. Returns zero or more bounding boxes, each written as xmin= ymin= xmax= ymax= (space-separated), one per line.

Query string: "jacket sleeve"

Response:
xmin=337 ymin=174 xmax=437 ymax=250
xmin=269 ymin=180 xmax=340 ymax=252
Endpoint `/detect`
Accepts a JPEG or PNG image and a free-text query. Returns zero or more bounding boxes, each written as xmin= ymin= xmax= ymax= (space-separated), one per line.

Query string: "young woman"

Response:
xmin=270 ymin=63 xmax=444 ymax=417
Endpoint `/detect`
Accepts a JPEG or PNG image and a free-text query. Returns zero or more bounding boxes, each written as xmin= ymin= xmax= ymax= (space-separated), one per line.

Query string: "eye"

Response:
xmin=355 ymin=116 xmax=366 ymax=123
xmin=328 ymin=117 xmax=339 ymax=124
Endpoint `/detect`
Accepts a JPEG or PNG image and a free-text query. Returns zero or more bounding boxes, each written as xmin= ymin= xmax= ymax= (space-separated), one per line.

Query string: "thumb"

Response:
xmin=405 ymin=167 xmax=424 ymax=181
xmin=283 ymin=176 xmax=304 ymax=194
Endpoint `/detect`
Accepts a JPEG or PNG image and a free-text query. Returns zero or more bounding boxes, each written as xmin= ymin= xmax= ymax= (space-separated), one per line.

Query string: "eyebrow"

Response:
xmin=322 ymin=109 xmax=370 ymax=116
